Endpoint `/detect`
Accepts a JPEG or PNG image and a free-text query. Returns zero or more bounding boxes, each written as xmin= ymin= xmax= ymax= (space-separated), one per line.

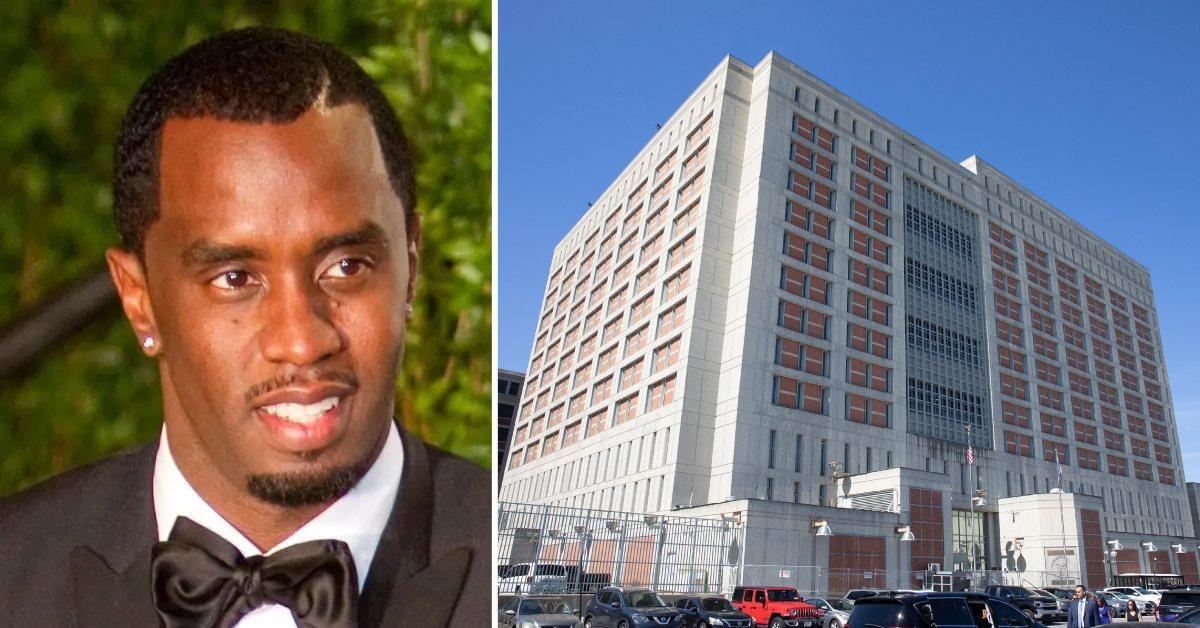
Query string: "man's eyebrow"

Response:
xmin=181 ymin=240 xmax=268 ymax=267
xmin=312 ymin=220 xmax=390 ymax=256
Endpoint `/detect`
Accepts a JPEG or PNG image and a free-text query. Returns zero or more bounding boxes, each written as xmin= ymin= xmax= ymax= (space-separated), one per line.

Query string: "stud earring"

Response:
xmin=142 ymin=336 xmax=155 ymax=351
xmin=405 ymin=303 xmax=414 ymax=318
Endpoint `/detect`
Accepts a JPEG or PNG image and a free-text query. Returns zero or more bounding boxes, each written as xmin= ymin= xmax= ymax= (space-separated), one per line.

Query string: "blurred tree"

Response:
xmin=0 ymin=0 xmax=492 ymax=495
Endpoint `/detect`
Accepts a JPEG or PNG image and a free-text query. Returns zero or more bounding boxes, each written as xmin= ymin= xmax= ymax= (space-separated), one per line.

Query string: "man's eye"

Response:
xmin=324 ymin=258 xmax=371 ymax=279
xmin=211 ymin=269 xmax=255 ymax=290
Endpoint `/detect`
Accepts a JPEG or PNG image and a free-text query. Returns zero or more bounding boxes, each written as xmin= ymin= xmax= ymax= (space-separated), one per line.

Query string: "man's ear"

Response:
xmin=405 ymin=216 xmax=421 ymax=308
xmin=105 ymin=247 xmax=159 ymax=355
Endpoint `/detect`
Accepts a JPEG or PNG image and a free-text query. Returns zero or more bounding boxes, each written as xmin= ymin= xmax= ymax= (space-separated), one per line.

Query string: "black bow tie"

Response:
xmin=150 ymin=516 xmax=360 ymax=627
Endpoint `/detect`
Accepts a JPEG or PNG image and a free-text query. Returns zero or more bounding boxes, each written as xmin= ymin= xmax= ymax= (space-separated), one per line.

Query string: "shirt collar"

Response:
xmin=152 ymin=422 xmax=403 ymax=590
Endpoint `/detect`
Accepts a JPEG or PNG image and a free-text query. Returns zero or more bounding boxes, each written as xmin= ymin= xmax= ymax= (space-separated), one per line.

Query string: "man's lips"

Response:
xmin=251 ymin=382 xmax=356 ymax=452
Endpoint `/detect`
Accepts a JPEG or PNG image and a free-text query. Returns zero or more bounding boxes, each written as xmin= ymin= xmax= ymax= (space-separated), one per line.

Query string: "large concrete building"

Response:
xmin=500 ymin=51 xmax=1194 ymax=591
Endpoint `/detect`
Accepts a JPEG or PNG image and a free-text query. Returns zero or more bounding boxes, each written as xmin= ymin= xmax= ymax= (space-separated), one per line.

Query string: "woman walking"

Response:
xmin=1097 ymin=597 xmax=1111 ymax=624
xmin=1125 ymin=599 xmax=1139 ymax=622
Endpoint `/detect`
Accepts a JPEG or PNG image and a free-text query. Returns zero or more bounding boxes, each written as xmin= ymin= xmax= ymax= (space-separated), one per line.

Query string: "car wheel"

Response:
xmin=829 ymin=619 xmax=842 ymax=628
xmin=1022 ymin=608 xmax=1035 ymax=620
xmin=770 ymin=617 xmax=786 ymax=628
xmin=618 ymin=621 xmax=630 ymax=628
xmin=583 ymin=619 xmax=592 ymax=628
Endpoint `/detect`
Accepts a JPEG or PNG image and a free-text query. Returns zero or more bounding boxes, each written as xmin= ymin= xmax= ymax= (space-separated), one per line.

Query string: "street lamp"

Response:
xmin=828 ymin=461 xmax=848 ymax=507
xmin=571 ymin=526 xmax=594 ymax=621
xmin=812 ymin=520 xmax=832 ymax=536
xmin=896 ymin=525 xmax=915 ymax=542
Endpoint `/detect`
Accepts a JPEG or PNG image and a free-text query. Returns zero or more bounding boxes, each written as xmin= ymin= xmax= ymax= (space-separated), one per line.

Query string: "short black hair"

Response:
xmin=113 ymin=27 xmax=416 ymax=258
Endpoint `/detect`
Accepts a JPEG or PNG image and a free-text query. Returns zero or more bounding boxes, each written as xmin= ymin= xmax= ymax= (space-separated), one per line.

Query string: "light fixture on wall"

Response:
xmin=973 ymin=489 xmax=988 ymax=507
xmin=1173 ymin=544 xmax=1187 ymax=554
xmin=1142 ymin=541 xmax=1158 ymax=552
xmin=1107 ymin=539 xmax=1123 ymax=551
xmin=895 ymin=525 xmax=915 ymax=542
xmin=812 ymin=519 xmax=832 ymax=536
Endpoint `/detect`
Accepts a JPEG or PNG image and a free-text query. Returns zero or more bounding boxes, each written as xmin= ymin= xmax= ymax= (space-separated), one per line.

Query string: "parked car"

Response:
xmin=500 ymin=563 xmax=571 ymax=594
xmin=847 ymin=591 xmax=1049 ymax=628
xmin=844 ymin=589 xmax=922 ymax=601
xmin=1027 ymin=589 xmax=1070 ymax=618
xmin=1157 ymin=589 xmax=1200 ymax=622
xmin=674 ymin=596 xmax=754 ymax=628
xmin=981 ymin=586 xmax=1064 ymax=622
xmin=1173 ymin=606 xmax=1200 ymax=624
xmin=731 ymin=586 xmax=822 ymax=628
xmin=806 ymin=598 xmax=853 ymax=628
xmin=583 ymin=586 xmax=683 ymax=627
xmin=500 ymin=595 xmax=580 ymax=628
xmin=1105 ymin=586 xmax=1161 ymax=609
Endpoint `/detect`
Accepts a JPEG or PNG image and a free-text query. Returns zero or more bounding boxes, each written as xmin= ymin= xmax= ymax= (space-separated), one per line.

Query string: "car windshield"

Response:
xmin=519 ymin=598 xmax=573 ymax=615
xmin=1032 ymin=589 xmax=1053 ymax=597
xmin=628 ymin=591 xmax=668 ymax=608
xmin=535 ymin=565 xmax=566 ymax=576
xmin=769 ymin=589 xmax=802 ymax=602
xmin=1175 ymin=607 xmax=1200 ymax=623
xmin=1132 ymin=588 xmax=1152 ymax=595
xmin=1108 ymin=592 xmax=1129 ymax=600
xmin=830 ymin=599 xmax=855 ymax=611
xmin=704 ymin=598 xmax=736 ymax=612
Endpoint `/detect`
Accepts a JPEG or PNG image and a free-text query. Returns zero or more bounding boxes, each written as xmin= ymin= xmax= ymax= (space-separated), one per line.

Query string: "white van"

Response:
xmin=498 ymin=563 xmax=569 ymax=594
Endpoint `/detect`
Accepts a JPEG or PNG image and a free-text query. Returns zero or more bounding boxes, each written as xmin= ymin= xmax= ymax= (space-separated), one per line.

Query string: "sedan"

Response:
xmin=674 ymin=596 xmax=754 ymax=628
xmin=806 ymin=598 xmax=853 ymax=628
xmin=500 ymin=596 xmax=580 ymax=628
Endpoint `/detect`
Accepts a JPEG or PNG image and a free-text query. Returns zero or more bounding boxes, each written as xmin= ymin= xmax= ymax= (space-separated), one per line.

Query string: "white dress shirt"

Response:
xmin=152 ymin=423 xmax=403 ymax=627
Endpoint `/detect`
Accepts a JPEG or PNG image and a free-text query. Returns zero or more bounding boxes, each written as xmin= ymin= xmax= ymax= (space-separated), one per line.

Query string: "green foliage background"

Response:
xmin=0 ymin=0 xmax=492 ymax=496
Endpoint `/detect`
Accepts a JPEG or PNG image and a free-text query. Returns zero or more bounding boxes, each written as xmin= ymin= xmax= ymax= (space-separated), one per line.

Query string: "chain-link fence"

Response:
xmin=498 ymin=502 xmax=743 ymax=595
xmin=741 ymin=565 xmax=821 ymax=596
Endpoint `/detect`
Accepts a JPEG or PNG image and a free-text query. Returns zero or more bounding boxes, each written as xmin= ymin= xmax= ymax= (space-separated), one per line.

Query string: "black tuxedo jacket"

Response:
xmin=0 ymin=425 xmax=489 ymax=627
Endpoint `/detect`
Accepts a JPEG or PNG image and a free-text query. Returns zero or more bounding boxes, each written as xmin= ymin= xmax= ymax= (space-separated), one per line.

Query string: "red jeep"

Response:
xmin=732 ymin=586 xmax=822 ymax=628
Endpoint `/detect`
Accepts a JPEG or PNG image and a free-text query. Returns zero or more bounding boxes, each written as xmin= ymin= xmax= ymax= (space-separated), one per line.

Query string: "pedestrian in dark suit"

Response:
xmin=0 ymin=27 xmax=487 ymax=627
xmin=1067 ymin=585 xmax=1103 ymax=628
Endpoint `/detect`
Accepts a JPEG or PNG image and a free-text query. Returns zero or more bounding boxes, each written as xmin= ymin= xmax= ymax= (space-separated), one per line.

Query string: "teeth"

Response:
xmin=261 ymin=396 xmax=340 ymax=424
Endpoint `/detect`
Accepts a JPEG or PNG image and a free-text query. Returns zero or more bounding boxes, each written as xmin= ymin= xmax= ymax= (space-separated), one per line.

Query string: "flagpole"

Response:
xmin=967 ymin=424 xmax=975 ymax=572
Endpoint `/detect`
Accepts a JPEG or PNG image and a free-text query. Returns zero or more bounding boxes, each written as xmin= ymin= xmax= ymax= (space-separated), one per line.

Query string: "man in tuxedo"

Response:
xmin=1067 ymin=585 xmax=1103 ymax=628
xmin=0 ymin=27 xmax=488 ymax=626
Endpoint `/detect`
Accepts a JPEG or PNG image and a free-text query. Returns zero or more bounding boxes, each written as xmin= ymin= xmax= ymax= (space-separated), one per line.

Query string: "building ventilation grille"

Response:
xmin=844 ymin=489 xmax=897 ymax=513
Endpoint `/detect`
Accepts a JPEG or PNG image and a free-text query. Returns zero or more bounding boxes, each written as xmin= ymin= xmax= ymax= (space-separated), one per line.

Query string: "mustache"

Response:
xmin=244 ymin=370 xmax=359 ymax=405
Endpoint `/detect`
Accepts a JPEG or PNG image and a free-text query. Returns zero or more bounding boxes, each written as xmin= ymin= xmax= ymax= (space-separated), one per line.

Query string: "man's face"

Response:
xmin=1076 ymin=586 xmax=1086 ymax=599
xmin=108 ymin=104 xmax=416 ymax=507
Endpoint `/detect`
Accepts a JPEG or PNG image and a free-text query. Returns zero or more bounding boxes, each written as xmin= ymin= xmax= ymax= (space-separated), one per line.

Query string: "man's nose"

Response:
xmin=258 ymin=275 xmax=343 ymax=365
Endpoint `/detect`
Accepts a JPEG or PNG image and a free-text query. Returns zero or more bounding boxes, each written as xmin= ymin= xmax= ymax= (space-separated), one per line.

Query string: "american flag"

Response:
xmin=966 ymin=442 xmax=975 ymax=465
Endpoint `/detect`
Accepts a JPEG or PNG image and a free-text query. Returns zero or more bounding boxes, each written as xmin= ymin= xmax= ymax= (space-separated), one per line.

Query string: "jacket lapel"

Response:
xmin=357 ymin=425 xmax=473 ymax=626
xmin=69 ymin=442 xmax=159 ymax=627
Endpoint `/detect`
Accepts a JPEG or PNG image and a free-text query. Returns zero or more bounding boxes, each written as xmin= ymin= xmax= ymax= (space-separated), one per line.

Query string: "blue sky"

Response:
xmin=498 ymin=2 xmax=1200 ymax=480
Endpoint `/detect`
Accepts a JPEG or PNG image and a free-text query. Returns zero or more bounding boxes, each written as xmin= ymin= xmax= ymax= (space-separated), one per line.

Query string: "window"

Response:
xmin=767 ymin=429 xmax=777 ymax=468
xmin=779 ymin=300 xmax=829 ymax=339
xmin=851 ymin=200 xmax=890 ymax=236
xmin=646 ymin=376 xmax=676 ymax=411
xmin=846 ymin=393 xmax=890 ymax=428
xmin=652 ymin=336 xmax=681 ymax=373
xmin=781 ymin=265 xmax=830 ymax=305
xmin=784 ymin=232 xmax=832 ymax=271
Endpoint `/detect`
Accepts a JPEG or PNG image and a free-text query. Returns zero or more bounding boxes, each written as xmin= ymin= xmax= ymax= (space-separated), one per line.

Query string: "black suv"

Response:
xmin=674 ymin=596 xmax=754 ymax=628
xmin=584 ymin=586 xmax=683 ymax=627
xmin=982 ymin=586 xmax=1063 ymax=622
xmin=848 ymin=592 xmax=1048 ymax=628
xmin=1157 ymin=589 xmax=1200 ymax=622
